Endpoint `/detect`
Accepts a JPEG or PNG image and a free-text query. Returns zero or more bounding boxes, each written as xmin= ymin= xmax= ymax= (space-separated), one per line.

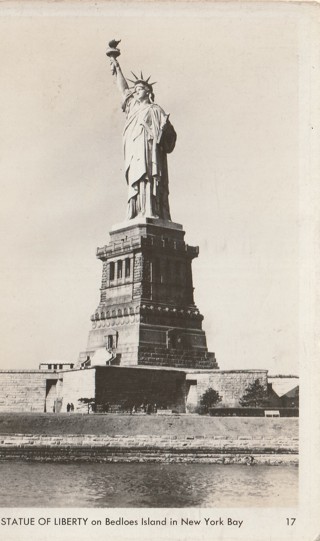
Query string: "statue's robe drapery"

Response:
xmin=122 ymin=89 xmax=176 ymax=220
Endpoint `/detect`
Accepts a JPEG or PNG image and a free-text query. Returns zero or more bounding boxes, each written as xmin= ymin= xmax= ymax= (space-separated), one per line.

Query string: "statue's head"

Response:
xmin=128 ymin=72 xmax=156 ymax=103
xmin=134 ymin=81 xmax=154 ymax=103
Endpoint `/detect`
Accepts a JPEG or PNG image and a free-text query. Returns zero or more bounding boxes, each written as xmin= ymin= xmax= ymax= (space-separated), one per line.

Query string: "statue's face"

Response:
xmin=135 ymin=83 xmax=150 ymax=101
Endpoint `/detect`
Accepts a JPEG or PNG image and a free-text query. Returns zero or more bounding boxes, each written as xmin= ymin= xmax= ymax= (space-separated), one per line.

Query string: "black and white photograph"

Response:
xmin=0 ymin=1 xmax=319 ymax=540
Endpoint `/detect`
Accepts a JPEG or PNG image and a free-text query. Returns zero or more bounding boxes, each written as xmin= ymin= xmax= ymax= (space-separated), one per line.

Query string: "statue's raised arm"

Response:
xmin=107 ymin=40 xmax=129 ymax=99
xmin=106 ymin=39 xmax=176 ymax=221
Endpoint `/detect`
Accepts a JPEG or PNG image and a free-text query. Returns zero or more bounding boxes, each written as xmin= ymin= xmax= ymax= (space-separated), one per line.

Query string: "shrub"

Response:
xmin=78 ymin=397 xmax=96 ymax=413
xmin=199 ymin=388 xmax=222 ymax=414
xmin=239 ymin=379 xmax=268 ymax=408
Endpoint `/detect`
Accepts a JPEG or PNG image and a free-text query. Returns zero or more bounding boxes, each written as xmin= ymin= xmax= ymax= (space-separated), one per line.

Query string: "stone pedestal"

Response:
xmin=80 ymin=217 xmax=218 ymax=370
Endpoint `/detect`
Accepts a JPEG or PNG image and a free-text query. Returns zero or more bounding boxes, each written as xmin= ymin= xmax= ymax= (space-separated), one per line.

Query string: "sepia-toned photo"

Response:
xmin=0 ymin=1 xmax=319 ymax=540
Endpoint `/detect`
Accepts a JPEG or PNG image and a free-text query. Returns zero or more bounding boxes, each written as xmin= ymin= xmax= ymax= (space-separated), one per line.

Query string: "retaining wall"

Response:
xmin=0 ymin=413 xmax=298 ymax=437
xmin=0 ymin=432 xmax=298 ymax=464
xmin=0 ymin=414 xmax=298 ymax=464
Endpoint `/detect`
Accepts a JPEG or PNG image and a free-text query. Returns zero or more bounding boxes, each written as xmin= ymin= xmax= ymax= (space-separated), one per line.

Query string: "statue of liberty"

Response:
xmin=107 ymin=40 xmax=176 ymax=221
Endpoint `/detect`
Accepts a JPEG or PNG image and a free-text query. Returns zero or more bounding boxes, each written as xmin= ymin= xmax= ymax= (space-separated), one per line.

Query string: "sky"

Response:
xmin=0 ymin=1 xmax=314 ymax=374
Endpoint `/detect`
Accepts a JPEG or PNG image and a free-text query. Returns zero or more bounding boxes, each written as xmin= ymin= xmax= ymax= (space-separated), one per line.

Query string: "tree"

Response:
xmin=199 ymin=388 xmax=222 ymax=413
xmin=78 ymin=397 xmax=96 ymax=414
xmin=239 ymin=379 xmax=268 ymax=408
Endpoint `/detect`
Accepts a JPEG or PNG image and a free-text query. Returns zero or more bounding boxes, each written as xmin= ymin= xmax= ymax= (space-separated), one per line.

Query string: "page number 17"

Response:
xmin=286 ymin=518 xmax=296 ymax=526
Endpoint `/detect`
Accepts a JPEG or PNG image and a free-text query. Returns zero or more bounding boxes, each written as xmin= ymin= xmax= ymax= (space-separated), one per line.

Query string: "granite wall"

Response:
xmin=59 ymin=369 xmax=95 ymax=413
xmin=186 ymin=370 xmax=268 ymax=410
xmin=0 ymin=371 xmax=59 ymax=413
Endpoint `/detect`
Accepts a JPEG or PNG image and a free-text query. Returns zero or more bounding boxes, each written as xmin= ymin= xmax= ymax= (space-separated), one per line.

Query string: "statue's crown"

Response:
xmin=127 ymin=71 xmax=156 ymax=91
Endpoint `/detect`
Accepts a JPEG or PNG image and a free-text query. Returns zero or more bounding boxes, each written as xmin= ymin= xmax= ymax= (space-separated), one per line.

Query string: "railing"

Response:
xmin=208 ymin=407 xmax=299 ymax=417
xmin=96 ymin=236 xmax=199 ymax=259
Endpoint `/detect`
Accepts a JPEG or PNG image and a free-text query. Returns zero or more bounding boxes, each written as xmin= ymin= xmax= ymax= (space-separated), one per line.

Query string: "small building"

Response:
xmin=280 ymin=386 xmax=299 ymax=408
xmin=267 ymin=375 xmax=299 ymax=409
xmin=39 ymin=362 xmax=75 ymax=371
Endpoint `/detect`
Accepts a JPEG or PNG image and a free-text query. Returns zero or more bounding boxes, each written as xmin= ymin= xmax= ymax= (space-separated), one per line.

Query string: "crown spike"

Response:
xmin=145 ymin=76 xmax=151 ymax=83
xmin=131 ymin=71 xmax=139 ymax=80
xmin=140 ymin=71 xmax=144 ymax=79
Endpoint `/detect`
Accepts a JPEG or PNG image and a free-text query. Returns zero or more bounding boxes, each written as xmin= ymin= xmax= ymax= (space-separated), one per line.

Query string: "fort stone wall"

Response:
xmin=59 ymin=369 xmax=96 ymax=413
xmin=0 ymin=367 xmax=290 ymax=414
xmin=0 ymin=370 xmax=58 ymax=413
xmin=95 ymin=366 xmax=186 ymax=413
xmin=186 ymin=369 xmax=268 ymax=411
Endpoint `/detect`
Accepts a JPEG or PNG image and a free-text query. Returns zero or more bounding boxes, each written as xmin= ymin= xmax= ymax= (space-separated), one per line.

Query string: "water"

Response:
xmin=0 ymin=462 xmax=298 ymax=507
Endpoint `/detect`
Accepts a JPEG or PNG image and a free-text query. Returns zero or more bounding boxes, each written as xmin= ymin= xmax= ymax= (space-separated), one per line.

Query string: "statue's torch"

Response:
xmin=106 ymin=39 xmax=121 ymax=75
